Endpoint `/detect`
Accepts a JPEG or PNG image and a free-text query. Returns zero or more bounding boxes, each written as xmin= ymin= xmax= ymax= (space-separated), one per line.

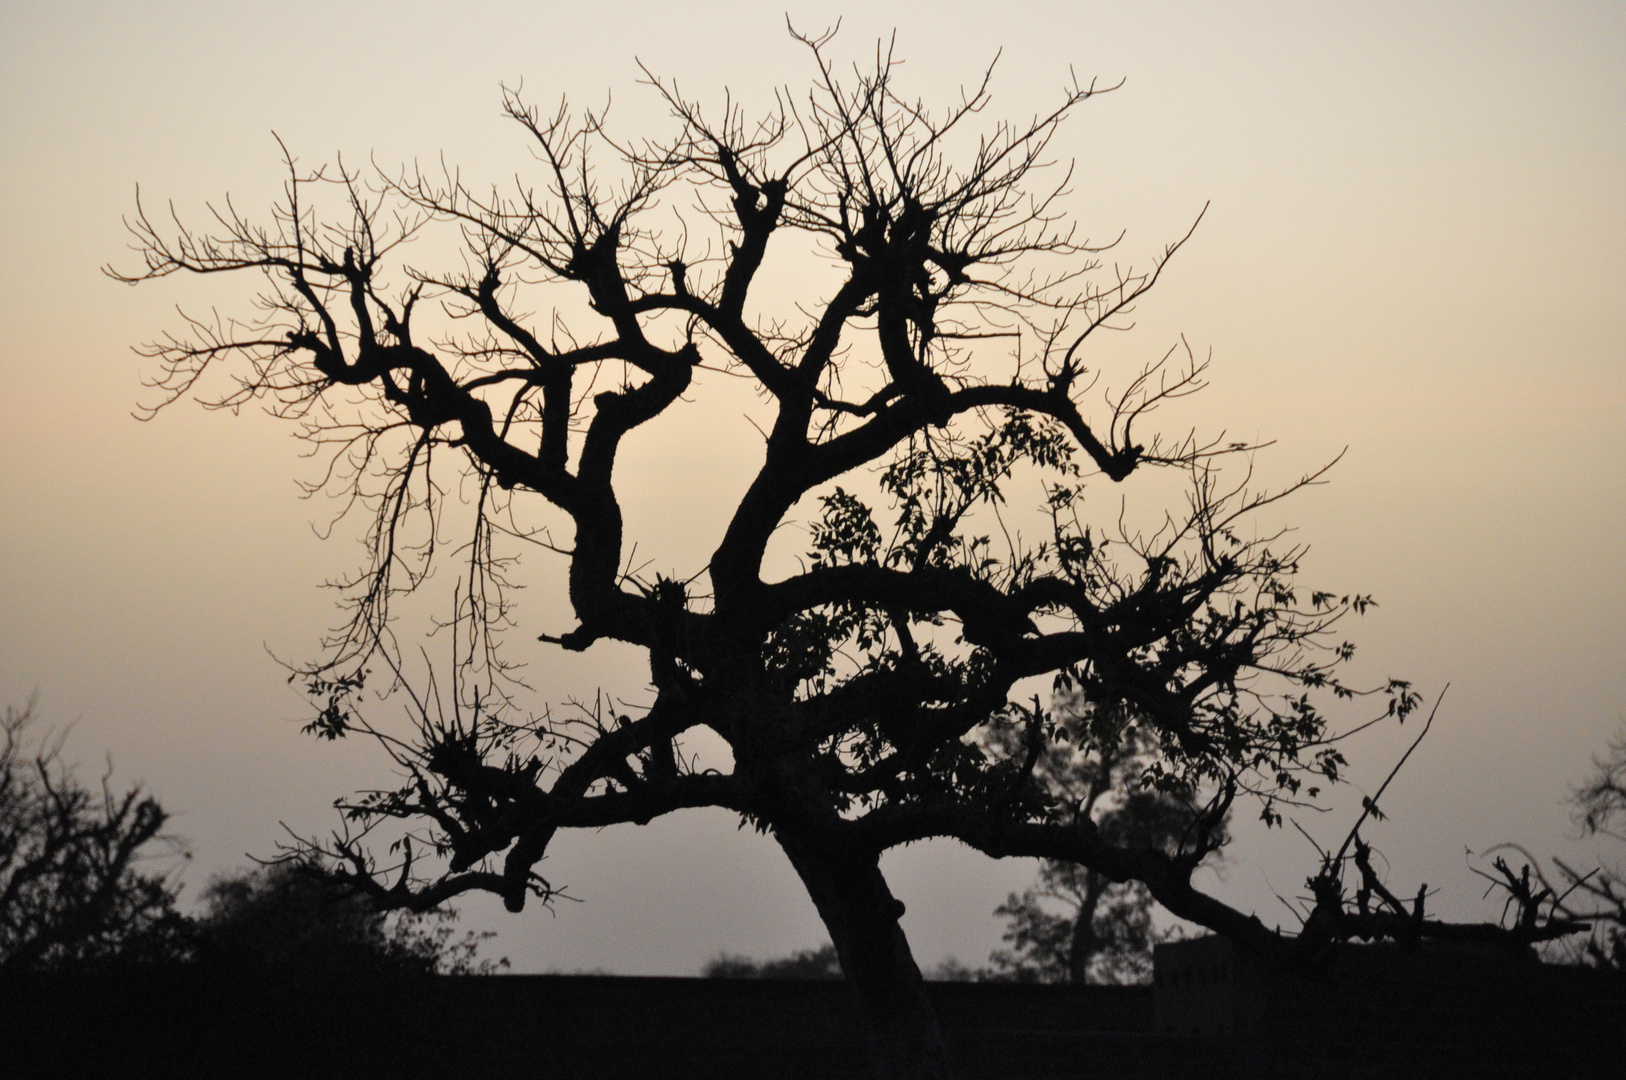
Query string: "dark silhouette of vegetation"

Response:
xmin=0 ymin=700 xmax=503 ymax=975
xmin=0 ymin=699 xmax=189 ymax=971
xmin=1488 ymin=726 xmax=1626 ymax=972
xmin=705 ymin=942 xmax=842 ymax=979
xmin=110 ymin=28 xmax=1582 ymax=1077
xmin=1254 ymin=694 xmax=1591 ymax=964
xmin=193 ymin=862 xmax=507 ymax=975
xmin=1565 ymin=726 xmax=1626 ymax=969
xmin=991 ymin=860 xmax=1160 ymax=985
xmin=986 ymin=703 xmax=1221 ymax=984
xmin=706 ymin=942 xmax=989 ymax=982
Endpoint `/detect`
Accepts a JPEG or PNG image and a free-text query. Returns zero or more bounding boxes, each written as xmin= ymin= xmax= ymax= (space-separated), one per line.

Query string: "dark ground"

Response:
xmin=3 ymin=965 xmax=1619 ymax=1079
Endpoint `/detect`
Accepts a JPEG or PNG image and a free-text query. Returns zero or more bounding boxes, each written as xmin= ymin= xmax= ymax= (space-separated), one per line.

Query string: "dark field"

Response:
xmin=4 ymin=963 xmax=1620 ymax=1079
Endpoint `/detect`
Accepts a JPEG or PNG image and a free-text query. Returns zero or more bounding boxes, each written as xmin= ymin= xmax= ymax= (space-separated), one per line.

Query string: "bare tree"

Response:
xmin=110 ymin=29 xmax=1538 ymax=1077
xmin=1262 ymin=696 xmax=1592 ymax=964
xmin=0 ymin=700 xmax=189 ymax=970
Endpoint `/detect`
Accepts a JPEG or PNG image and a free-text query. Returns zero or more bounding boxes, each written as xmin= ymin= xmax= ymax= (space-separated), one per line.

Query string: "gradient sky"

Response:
xmin=2 ymin=0 xmax=1623 ymax=975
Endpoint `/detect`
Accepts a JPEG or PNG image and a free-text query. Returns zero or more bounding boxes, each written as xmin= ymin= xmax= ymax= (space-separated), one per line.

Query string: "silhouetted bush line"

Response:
xmin=182 ymin=862 xmax=507 ymax=975
xmin=703 ymin=942 xmax=844 ymax=979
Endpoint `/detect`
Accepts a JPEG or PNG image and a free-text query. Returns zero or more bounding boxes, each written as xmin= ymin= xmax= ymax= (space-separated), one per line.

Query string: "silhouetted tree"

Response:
xmin=192 ymin=863 xmax=506 ymax=975
xmin=1266 ymin=697 xmax=1591 ymax=964
xmin=112 ymin=29 xmax=1554 ymax=1077
xmin=0 ymin=700 xmax=190 ymax=971
xmin=991 ymin=863 xmax=1157 ymax=985
xmin=987 ymin=702 xmax=1222 ymax=984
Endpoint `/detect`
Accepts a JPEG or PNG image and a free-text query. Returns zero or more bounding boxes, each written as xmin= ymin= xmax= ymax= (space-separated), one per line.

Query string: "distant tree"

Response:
xmin=922 ymin=956 xmax=982 ymax=982
xmin=704 ymin=942 xmax=841 ymax=979
xmin=0 ymin=699 xmax=503 ymax=976
xmin=987 ymin=701 xmax=1223 ymax=984
xmin=193 ymin=862 xmax=507 ymax=975
xmin=112 ymin=27 xmax=1574 ymax=1077
xmin=1576 ymin=728 xmax=1626 ymax=837
xmin=991 ymin=862 xmax=1157 ymax=985
xmin=0 ymin=700 xmax=190 ymax=971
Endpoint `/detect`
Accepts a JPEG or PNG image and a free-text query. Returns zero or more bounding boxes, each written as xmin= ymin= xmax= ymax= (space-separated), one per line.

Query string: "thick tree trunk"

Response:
xmin=775 ymin=831 xmax=951 ymax=1080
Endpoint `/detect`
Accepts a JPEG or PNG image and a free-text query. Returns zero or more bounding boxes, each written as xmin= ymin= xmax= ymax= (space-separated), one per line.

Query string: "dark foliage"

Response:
xmin=0 ymin=700 xmax=190 ymax=971
xmin=705 ymin=942 xmax=842 ymax=979
xmin=1568 ymin=726 xmax=1626 ymax=969
xmin=1240 ymin=695 xmax=1593 ymax=967
xmin=991 ymin=862 xmax=1158 ymax=985
xmin=0 ymin=699 xmax=503 ymax=975
xmin=192 ymin=862 xmax=507 ymax=975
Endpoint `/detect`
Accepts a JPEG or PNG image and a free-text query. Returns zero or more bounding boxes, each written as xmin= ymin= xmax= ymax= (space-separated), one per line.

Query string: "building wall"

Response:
xmin=1154 ymin=936 xmax=1625 ymax=1077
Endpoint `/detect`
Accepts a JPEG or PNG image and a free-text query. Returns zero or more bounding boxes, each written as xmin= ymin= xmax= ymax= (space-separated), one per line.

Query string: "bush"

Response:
xmin=193 ymin=863 xmax=507 ymax=975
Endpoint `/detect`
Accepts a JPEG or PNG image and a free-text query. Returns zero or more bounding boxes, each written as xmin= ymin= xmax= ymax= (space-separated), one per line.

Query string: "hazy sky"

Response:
xmin=2 ymin=0 xmax=1623 ymax=975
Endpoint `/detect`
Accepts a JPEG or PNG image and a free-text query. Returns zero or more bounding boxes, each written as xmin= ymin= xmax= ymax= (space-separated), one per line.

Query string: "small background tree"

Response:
xmin=1567 ymin=727 xmax=1626 ymax=969
xmin=990 ymin=862 xmax=1159 ymax=985
xmin=0 ymin=699 xmax=190 ymax=971
xmin=986 ymin=697 xmax=1223 ymax=984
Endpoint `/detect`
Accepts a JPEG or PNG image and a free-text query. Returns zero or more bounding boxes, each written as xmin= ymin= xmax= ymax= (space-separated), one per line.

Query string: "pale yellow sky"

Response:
xmin=2 ymin=0 xmax=1623 ymax=973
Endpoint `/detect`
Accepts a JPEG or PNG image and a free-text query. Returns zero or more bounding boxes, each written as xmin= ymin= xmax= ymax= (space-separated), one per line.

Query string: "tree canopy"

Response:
xmin=112 ymin=29 xmax=1531 ymax=1077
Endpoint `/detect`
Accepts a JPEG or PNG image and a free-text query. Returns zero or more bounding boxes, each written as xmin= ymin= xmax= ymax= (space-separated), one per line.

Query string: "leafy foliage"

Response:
xmin=0 ymin=700 xmax=506 ymax=976
xmin=990 ymin=861 xmax=1160 ymax=985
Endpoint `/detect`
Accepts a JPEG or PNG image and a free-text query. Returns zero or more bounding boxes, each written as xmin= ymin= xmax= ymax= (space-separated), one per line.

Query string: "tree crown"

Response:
xmin=112 ymin=32 xmax=1406 ymax=955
